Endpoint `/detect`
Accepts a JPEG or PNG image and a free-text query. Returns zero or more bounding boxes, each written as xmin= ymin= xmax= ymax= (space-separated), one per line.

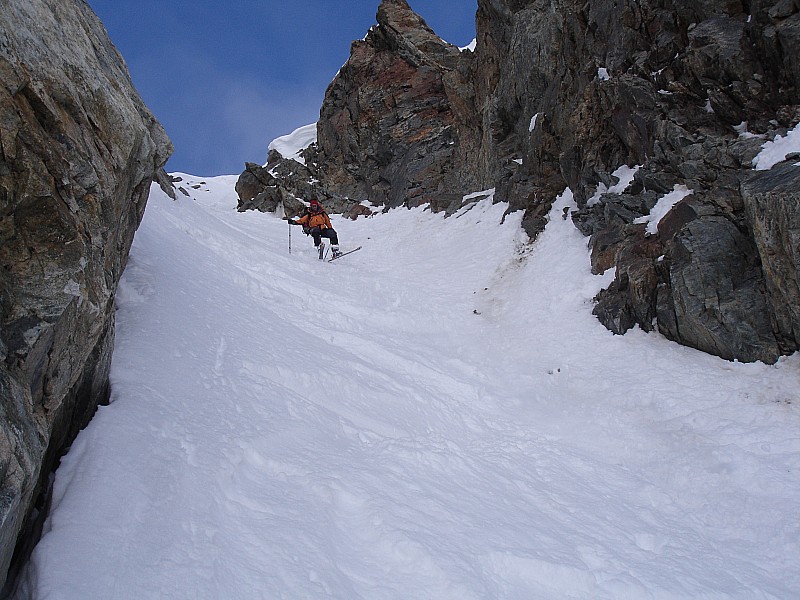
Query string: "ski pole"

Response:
xmin=288 ymin=219 xmax=292 ymax=255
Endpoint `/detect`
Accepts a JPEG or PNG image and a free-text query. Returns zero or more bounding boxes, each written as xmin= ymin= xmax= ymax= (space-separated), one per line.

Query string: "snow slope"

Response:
xmin=16 ymin=176 xmax=800 ymax=599
xmin=754 ymin=123 xmax=800 ymax=170
xmin=267 ymin=123 xmax=317 ymax=165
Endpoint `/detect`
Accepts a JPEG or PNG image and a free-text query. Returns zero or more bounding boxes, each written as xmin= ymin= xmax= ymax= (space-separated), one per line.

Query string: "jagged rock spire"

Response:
xmin=312 ymin=0 xmax=477 ymax=210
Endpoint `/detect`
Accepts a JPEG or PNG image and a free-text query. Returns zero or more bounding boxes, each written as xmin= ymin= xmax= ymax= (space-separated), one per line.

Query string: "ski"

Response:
xmin=328 ymin=246 xmax=362 ymax=262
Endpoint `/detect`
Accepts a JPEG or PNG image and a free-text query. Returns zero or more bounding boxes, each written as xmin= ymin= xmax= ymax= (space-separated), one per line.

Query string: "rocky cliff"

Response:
xmin=240 ymin=0 xmax=799 ymax=364
xmin=489 ymin=0 xmax=800 ymax=364
xmin=0 ymin=0 xmax=172 ymax=590
xmin=237 ymin=0 xmax=484 ymax=217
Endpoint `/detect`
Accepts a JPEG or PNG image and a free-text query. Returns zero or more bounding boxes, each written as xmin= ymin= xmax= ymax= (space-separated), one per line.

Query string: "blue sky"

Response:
xmin=86 ymin=1 xmax=478 ymax=176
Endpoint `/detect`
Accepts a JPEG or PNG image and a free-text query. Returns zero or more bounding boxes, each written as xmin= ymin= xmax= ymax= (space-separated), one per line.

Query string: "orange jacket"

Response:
xmin=296 ymin=207 xmax=332 ymax=230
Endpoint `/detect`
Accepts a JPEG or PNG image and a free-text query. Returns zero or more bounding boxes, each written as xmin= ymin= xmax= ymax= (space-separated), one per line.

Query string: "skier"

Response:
xmin=287 ymin=198 xmax=341 ymax=258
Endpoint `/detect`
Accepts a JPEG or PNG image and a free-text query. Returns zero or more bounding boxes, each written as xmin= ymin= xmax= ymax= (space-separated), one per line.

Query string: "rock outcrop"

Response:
xmin=238 ymin=0 xmax=484 ymax=218
xmin=511 ymin=0 xmax=800 ymax=363
xmin=463 ymin=0 xmax=800 ymax=363
xmin=315 ymin=0 xmax=481 ymax=213
xmin=0 ymin=0 xmax=172 ymax=590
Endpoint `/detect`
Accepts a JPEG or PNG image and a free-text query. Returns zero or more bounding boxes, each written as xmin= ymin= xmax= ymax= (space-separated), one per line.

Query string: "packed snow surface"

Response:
xmin=17 ymin=176 xmax=800 ymax=599
xmin=635 ymin=185 xmax=694 ymax=235
xmin=586 ymin=164 xmax=641 ymax=208
xmin=267 ymin=123 xmax=317 ymax=165
xmin=754 ymin=123 xmax=800 ymax=170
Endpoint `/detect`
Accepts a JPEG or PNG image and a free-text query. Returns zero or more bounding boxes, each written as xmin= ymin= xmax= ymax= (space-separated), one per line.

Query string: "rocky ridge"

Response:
xmin=238 ymin=0 xmax=483 ymax=218
xmin=0 ymin=0 xmax=172 ymax=591
xmin=239 ymin=0 xmax=800 ymax=364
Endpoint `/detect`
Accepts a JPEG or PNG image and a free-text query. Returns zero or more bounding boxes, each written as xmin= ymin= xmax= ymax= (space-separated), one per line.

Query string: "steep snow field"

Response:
xmin=17 ymin=176 xmax=800 ymax=599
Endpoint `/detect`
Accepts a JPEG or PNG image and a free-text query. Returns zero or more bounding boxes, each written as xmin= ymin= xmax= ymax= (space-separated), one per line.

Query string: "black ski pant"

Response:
xmin=307 ymin=226 xmax=338 ymax=247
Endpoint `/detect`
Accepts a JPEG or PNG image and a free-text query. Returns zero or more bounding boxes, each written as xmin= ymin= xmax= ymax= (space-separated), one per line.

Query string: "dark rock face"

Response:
xmin=543 ymin=0 xmax=800 ymax=364
xmin=741 ymin=162 xmax=800 ymax=353
xmin=0 ymin=0 xmax=172 ymax=589
xmin=315 ymin=0 xmax=481 ymax=212
xmin=656 ymin=212 xmax=780 ymax=362
xmin=470 ymin=0 xmax=800 ymax=363
xmin=237 ymin=0 xmax=799 ymax=363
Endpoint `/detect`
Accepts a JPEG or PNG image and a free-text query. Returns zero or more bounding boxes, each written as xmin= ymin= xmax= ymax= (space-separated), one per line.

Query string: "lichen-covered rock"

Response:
xmin=0 ymin=0 xmax=172 ymax=588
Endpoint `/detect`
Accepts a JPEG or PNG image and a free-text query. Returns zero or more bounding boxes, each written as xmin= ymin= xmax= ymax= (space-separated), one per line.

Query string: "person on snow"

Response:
xmin=287 ymin=198 xmax=341 ymax=258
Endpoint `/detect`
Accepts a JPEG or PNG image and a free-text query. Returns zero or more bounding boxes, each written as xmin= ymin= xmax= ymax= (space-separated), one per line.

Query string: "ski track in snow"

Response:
xmin=16 ymin=176 xmax=800 ymax=600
